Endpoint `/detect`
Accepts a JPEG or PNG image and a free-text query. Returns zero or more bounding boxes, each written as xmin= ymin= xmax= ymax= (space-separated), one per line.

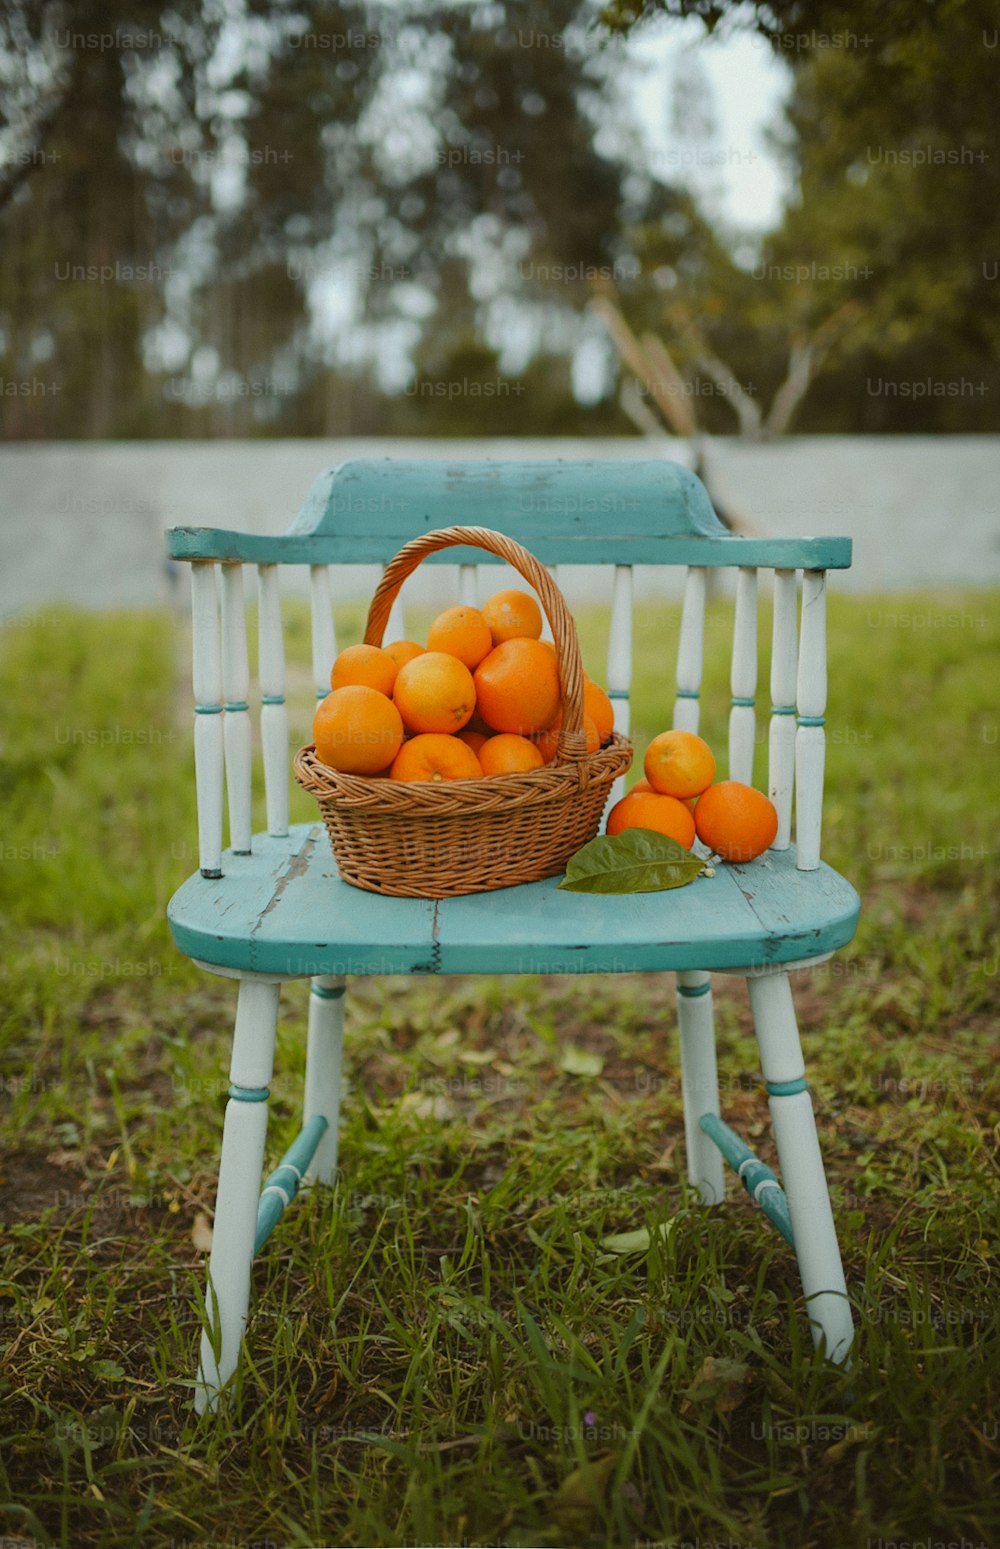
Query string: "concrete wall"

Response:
xmin=2 ymin=436 xmax=998 ymax=616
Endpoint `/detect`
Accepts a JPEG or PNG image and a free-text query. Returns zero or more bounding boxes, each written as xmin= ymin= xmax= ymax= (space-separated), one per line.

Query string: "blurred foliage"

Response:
xmin=0 ymin=0 xmax=997 ymax=436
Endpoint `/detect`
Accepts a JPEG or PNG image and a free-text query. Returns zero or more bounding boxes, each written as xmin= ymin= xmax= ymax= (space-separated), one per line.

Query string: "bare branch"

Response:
xmin=665 ymin=302 xmax=763 ymax=439
xmin=590 ymin=287 xmax=700 ymax=438
xmin=619 ymin=377 xmax=673 ymax=439
xmin=764 ymin=301 xmax=864 ymax=437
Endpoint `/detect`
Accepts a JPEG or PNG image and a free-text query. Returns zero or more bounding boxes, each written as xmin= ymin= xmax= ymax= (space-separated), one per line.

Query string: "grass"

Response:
xmin=0 ymin=589 xmax=998 ymax=1549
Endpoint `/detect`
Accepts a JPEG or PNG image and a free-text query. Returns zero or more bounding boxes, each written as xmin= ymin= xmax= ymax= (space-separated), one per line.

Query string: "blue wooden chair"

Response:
xmin=165 ymin=458 xmax=860 ymax=1414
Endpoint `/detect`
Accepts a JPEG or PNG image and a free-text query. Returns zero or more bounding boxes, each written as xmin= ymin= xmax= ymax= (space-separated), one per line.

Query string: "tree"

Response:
xmin=0 ymin=0 xmax=645 ymax=436
xmin=601 ymin=0 xmax=1000 ymax=430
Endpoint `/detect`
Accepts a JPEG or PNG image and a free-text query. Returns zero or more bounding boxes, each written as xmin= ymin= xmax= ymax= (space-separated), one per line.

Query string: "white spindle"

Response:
xmin=747 ymin=971 xmax=853 ymax=1362
xmin=728 ymin=567 xmax=758 ymax=784
xmin=220 ymin=563 xmax=252 ymax=854
xmin=384 ymin=588 xmax=407 ymax=645
xmin=676 ymin=971 xmax=724 ymax=1204
xmin=769 ymin=569 xmax=798 ymax=849
xmin=795 ymin=570 xmax=827 ymax=870
xmin=304 ymin=976 xmax=346 ymax=1186
xmin=539 ymin=565 xmax=558 ymax=643
xmin=607 ymin=564 xmax=633 ymax=806
xmin=195 ymin=978 xmax=279 ymax=1413
xmin=674 ymin=566 xmax=706 ymax=732
xmin=257 ymin=564 xmax=289 ymax=837
xmin=459 ymin=563 xmax=477 ymax=606
xmin=191 ymin=563 xmax=224 ymax=878
xmin=309 ymin=564 xmax=336 ymax=698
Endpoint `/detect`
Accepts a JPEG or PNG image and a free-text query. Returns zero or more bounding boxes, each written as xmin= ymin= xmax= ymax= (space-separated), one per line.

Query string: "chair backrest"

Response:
xmin=167 ymin=458 xmax=851 ymax=880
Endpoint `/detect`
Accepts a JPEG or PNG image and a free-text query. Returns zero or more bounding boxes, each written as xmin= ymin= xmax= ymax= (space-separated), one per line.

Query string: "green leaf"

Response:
xmin=557 ymin=829 xmax=705 ymax=894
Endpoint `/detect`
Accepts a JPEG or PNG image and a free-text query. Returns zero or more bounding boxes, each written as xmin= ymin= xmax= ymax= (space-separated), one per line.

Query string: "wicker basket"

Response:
xmin=294 ymin=525 xmax=632 ymax=897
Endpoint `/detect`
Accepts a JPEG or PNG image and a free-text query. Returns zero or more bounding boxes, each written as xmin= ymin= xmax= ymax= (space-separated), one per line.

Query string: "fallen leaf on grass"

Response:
xmin=191 ymin=1212 xmax=213 ymax=1253
xmin=559 ymin=1046 xmax=604 ymax=1077
xmin=600 ymin=1222 xmax=674 ymax=1255
xmin=550 ymin=1449 xmax=618 ymax=1538
xmin=681 ymin=1356 xmax=752 ymax=1417
xmin=457 ymin=1047 xmax=499 ymax=1067
xmin=395 ymin=1090 xmax=454 ymax=1121
xmin=824 ymin=1421 xmax=876 ymax=1461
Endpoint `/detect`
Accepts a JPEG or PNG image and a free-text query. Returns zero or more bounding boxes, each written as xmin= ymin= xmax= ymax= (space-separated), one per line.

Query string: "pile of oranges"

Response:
xmin=606 ymin=729 xmax=778 ymax=863
xmin=312 ymin=588 xmax=616 ymax=783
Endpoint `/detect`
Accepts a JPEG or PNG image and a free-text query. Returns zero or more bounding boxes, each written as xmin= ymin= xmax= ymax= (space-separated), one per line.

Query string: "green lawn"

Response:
xmin=0 ymin=591 xmax=998 ymax=1549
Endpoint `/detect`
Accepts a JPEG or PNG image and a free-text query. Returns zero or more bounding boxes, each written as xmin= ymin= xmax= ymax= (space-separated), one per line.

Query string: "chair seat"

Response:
xmin=167 ymin=824 xmax=860 ymax=978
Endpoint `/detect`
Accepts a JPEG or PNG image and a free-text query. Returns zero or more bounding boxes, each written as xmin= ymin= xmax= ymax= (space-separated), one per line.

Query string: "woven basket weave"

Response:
xmin=294 ymin=525 xmax=632 ymax=897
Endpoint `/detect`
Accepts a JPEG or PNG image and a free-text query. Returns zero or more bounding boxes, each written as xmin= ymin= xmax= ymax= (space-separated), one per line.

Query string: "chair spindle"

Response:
xmin=459 ymin=563 xmax=477 ymax=606
xmin=220 ymin=563 xmax=252 ymax=855
xmin=769 ymin=569 xmax=798 ymax=850
xmin=384 ymin=589 xmax=407 ymax=645
xmin=607 ymin=564 xmax=633 ymax=806
xmin=309 ymin=564 xmax=336 ymax=699
xmin=674 ymin=566 xmax=706 ymax=733
xmin=257 ymin=564 xmax=289 ymax=837
xmin=728 ymin=566 xmax=758 ymax=785
xmin=191 ymin=562 xmax=224 ymax=878
xmin=795 ymin=570 xmax=827 ymax=870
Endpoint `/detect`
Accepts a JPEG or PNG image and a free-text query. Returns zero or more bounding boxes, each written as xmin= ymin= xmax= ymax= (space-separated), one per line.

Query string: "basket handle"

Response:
xmin=364 ymin=526 xmax=587 ymax=763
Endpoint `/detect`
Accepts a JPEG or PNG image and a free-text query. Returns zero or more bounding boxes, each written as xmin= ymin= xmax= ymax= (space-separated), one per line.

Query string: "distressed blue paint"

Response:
xmin=167 ymin=823 xmax=860 ymax=977
xmin=698 ymin=1113 xmax=795 ymax=1247
xmin=228 ymin=1083 xmax=269 ymax=1102
xmin=731 ymin=696 xmax=756 ymax=707
xmin=254 ymin=1113 xmax=329 ymax=1254
xmin=195 ymin=705 xmax=222 ymax=715
xmin=310 ymin=982 xmax=345 ymax=1000
xmin=224 ymin=701 xmax=250 ymax=713
xmin=771 ymin=705 xmax=796 ymax=715
xmin=166 ymin=458 xmax=852 ymax=570
xmin=261 ymin=695 xmax=285 ymax=705
xmin=677 ymin=981 xmax=712 ymax=998
xmin=767 ymin=1077 xmax=809 ymax=1096
xmin=798 ymin=716 xmax=826 ymax=727
xmin=169 ymin=827 xmax=439 ymax=976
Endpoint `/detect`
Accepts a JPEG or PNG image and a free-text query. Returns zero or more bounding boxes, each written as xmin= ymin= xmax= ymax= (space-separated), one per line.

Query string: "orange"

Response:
xmin=384 ymin=639 xmax=425 ymax=672
xmin=479 ymin=733 xmax=545 ymax=776
xmin=583 ymin=679 xmax=615 ymax=743
xmin=533 ymin=708 xmax=600 ymax=763
xmin=426 ymin=605 xmax=494 ymax=669
xmin=393 ymin=651 xmax=476 ymax=735
xmin=695 ymin=781 xmax=777 ymax=862
xmin=482 ymin=588 xmax=543 ymax=645
xmin=389 ymin=733 xmax=482 ymax=783
xmin=644 ymin=730 xmax=716 ymax=799
xmin=632 ymin=775 xmax=698 ymax=811
xmin=605 ymin=790 xmax=696 ymax=849
xmin=473 ymin=638 xmax=561 ymax=735
xmin=313 ymin=685 xmax=404 ymax=775
xmin=458 ymin=729 xmax=489 ymax=756
xmin=330 ymin=642 xmax=397 ymax=697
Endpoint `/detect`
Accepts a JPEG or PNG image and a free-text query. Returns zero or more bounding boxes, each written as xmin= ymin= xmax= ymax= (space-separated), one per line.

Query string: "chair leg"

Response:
xmin=195 ymin=978 xmax=279 ymax=1415
xmin=303 ymin=975 xmax=345 ymax=1187
xmin=747 ymin=969 xmax=854 ymax=1363
xmin=676 ymin=971 xmax=724 ymax=1204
